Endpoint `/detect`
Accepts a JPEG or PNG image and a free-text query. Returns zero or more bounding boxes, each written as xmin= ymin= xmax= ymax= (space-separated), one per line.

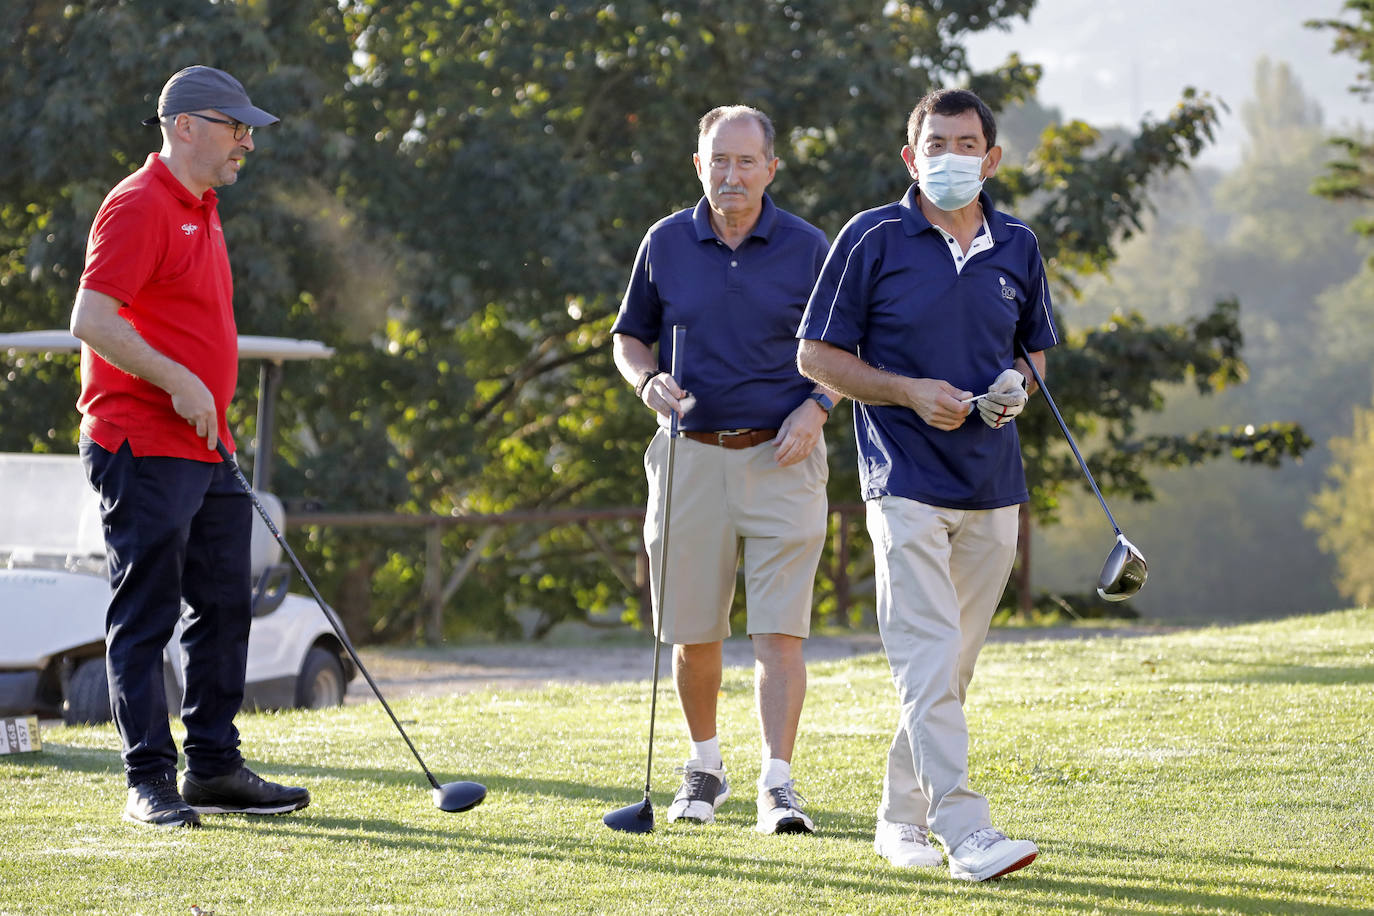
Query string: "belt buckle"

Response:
xmin=716 ymin=428 xmax=751 ymax=446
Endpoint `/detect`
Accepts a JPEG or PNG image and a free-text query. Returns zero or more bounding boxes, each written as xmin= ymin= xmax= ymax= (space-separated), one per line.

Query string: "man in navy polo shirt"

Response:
xmin=612 ymin=105 xmax=839 ymax=834
xmin=798 ymin=88 xmax=1057 ymax=880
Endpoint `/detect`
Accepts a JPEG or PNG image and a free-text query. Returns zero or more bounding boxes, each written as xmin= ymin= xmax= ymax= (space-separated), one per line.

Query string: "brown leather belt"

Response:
xmin=682 ymin=428 xmax=778 ymax=449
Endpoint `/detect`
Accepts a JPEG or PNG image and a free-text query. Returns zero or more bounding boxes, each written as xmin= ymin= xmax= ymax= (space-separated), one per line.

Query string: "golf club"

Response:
xmin=603 ymin=323 xmax=687 ymax=833
xmin=1015 ymin=342 xmax=1148 ymax=602
xmin=216 ymin=442 xmax=486 ymax=812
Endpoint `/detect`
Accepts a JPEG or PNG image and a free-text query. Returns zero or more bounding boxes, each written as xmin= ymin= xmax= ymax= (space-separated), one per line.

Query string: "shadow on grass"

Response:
xmin=14 ymin=746 xmax=1372 ymax=914
xmin=1214 ymin=664 xmax=1374 ymax=686
xmin=212 ymin=812 xmax=1374 ymax=915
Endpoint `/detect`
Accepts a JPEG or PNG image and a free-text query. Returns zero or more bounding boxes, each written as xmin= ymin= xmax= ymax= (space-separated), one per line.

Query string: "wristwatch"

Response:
xmin=808 ymin=391 xmax=834 ymax=414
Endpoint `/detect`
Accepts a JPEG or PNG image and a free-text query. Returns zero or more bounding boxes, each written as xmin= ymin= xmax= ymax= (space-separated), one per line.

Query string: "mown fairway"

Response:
xmin=2 ymin=610 xmax=1371 ymax=915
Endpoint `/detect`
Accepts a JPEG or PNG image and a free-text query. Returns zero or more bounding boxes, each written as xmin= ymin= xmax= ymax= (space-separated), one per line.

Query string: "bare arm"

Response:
xmin=1013 ymin=350 xmax=1046 ymax=396
xmin=70 ymin=287 xmax=220 ymax=450
xmin=797 ymin=338 xmax=972 ymax=432
xmin=612 ymin=332 xmax=688 ymax=419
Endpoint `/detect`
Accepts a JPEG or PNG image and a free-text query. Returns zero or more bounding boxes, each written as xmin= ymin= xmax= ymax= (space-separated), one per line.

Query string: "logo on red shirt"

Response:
xmin=181 ymin=223 xmax=199 ymax=236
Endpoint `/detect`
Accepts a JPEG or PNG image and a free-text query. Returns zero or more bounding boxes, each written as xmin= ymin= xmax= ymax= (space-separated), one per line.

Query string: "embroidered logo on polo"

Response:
xmin=998 ymin=276 xmax=1017 ymax=300
xmin=181 ymin=223 xmax=199 ymax=236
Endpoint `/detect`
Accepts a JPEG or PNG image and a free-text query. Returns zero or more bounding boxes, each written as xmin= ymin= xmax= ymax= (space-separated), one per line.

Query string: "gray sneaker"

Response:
xmin=754 ymin=779 xmax=814 ymax=834
xmin=666 ymin=759 xmax=730 ymax=824
xmin=180 ymin=766 xmax=310 ymax=815
xmin=124 ymin=778 xmax=200 ymax=828
xmin=874 ymin=819 xmax=943 ymax=868
xmin=948 ymin=826 xmax=1038 ymax=881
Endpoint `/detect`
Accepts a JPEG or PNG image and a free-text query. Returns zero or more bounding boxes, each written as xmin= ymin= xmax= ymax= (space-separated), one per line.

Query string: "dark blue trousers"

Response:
xmin=81 ymin=438 xmax=251 ymax=786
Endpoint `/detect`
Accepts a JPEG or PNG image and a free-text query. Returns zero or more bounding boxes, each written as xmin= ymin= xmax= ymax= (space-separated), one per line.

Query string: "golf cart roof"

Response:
xmin=1 ymin=329 xmax=333 ymax=493
xmin=0 ymin=330 xmax=333 ymax=361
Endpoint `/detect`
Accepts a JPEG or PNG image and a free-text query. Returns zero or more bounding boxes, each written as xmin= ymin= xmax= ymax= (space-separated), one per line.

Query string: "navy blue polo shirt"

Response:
xmin=798 ymin=186 xmax=1058 ymax=509
xmin=612 ymin=194 xmax=830 ymax=431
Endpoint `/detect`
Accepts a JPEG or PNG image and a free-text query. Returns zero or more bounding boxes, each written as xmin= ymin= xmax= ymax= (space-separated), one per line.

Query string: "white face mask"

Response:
xmin=918 ymin=152 xmax=988 ymax=211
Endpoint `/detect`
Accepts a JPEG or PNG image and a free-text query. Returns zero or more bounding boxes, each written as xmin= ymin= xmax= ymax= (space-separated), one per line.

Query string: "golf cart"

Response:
xmin=0 ymin=331 xmax=355 ymax=725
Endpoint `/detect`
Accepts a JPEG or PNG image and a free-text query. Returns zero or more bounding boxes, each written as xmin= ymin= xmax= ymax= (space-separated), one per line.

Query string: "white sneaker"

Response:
xmin=666 ymin=760 xmax=729 ymax=824
xmin=948 ymin=826 xmax=1038 ymax=881
xmin=755 ymin=779 xmax=814 ymax=834
xmin=874 ymin=819 xmax=943 ymax=868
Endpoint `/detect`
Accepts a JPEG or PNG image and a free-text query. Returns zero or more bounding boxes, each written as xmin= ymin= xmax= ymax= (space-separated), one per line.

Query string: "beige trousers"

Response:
xmin=866 ymin=496 xmax=1020 ymax=851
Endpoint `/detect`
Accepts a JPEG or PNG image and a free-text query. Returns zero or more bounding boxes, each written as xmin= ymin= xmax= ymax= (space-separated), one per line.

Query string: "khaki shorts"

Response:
xmin=643 ymin=428 xmax=829 ymax=644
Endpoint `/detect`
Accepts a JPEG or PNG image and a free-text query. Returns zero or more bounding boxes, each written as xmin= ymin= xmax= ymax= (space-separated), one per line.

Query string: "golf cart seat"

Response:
xmin=248 ymin=489 xmax=292 ymax=617
xmin=0 ymin=453 xmax=105 ymax=571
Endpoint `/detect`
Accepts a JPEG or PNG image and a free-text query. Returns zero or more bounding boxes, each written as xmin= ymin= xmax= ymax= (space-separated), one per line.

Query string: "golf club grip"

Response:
xmin=214 ymin=443 xmax=444 ymax=791
xmin=1014 ymin=342 xmax=1122 ymax=536
xmin=668 ymin=324 xmax=685 ymax=439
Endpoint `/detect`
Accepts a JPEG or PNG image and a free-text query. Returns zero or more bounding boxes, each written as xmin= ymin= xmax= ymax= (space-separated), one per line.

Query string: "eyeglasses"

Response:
xmin=183 ymin=112 xmax=254 ymax=141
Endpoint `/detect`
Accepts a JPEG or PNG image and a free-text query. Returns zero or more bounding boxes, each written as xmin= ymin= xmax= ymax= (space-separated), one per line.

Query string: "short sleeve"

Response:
xmin=610 ymin=229 xmax=661 ymax=345
xmin=80 ymin=189 xmax=162 ymax=306
xmin=797 ymin=216 xmax=870 ymax=352
xmin=1015 ymin=241 xmax=1058 ymax=354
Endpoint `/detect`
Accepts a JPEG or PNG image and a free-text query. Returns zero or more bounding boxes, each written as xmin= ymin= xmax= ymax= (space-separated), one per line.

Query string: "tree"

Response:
xmin=1303 ymin=1 xmax=1374 ymax=609
xmin=1308 ymin=406 xmax=1374 ymax=606
xmin=1 ymin=0 xmax=1307 ymax=641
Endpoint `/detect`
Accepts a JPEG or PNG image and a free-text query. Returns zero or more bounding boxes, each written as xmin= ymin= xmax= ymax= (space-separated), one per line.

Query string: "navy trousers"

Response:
xmin=81 ymin=438 xmax=252 ymax=786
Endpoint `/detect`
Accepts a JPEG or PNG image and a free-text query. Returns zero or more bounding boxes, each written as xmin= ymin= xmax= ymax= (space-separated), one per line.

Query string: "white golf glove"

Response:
xmin=977 ymin=368 xmax=1028 ymax=429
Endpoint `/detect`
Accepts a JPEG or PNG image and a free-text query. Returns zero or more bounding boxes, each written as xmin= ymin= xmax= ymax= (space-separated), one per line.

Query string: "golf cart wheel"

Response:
xmin=62 ymin=657 xmax=112 ymax=726
xmin=295 ymin=647 xmax=346 ymax=709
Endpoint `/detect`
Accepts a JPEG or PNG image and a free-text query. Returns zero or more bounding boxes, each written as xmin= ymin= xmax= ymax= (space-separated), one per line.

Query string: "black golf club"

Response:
xmin=604 ymin=324 xmax=687 ymax=833
xmin=216 ymin=442 xmax=486 ymax=812
xmin=1015 ymin=342 xmax=1148 ymax=602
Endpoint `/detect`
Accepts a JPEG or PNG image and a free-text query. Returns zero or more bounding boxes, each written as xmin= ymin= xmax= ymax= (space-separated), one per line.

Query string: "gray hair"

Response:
xmin=698 ymin=105 xmax=776 ymax=160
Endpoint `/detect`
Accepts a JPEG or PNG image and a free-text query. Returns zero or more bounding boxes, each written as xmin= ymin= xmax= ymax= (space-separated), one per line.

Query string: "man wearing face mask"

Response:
xmin=796 ymin=88 xmax=1058 ymax=880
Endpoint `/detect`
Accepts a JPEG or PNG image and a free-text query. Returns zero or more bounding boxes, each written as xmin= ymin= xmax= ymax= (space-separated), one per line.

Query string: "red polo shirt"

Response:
xmin=77 ymin=153 xmax=238 ymax=461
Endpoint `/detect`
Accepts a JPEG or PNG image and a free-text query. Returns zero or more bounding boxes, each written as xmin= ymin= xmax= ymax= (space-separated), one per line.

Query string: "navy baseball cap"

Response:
xmin=141 ymin=66 xmax=279 ymax=127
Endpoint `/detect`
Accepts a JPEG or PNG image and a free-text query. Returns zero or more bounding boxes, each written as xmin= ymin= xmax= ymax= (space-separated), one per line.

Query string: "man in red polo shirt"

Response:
xmin=71 ymin=65 xmax=309 ymax=828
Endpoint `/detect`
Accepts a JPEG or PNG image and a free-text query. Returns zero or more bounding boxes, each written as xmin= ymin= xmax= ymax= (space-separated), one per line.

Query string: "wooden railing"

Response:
xmin=287 ymin=503 xmax=869 ymax=640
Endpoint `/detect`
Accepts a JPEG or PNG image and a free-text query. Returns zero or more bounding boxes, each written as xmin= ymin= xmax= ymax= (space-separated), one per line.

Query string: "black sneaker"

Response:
xmin=124 ymin=778 xmax=201 ymax=828
xmin=180 ymin=766 xmax=310 ymax=815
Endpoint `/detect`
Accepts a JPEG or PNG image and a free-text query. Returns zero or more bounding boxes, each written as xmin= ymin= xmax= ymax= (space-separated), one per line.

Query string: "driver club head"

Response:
xmin=433 ymin=781 xmax=487 ymax=812
xmin=1098 ymin=534 xmax=1148 ymax=602
xmin=603 ymin=798 xmax=654 ymax=833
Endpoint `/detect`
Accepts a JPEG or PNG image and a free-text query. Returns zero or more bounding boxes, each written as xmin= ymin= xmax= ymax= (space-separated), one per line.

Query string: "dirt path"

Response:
xmin=346 ymin=625 xmax=1177 ymax=702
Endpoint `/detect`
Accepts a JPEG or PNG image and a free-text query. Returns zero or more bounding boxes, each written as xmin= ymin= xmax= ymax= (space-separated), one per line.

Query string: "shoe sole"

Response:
xmin=755 ymin=812 xmax=815 ymax=835
xmin=875 ymin=845 xmax=943 ymax=868
xmin=667 ymin=785 xmax=730 ymax=824
xmin=122 ymin=812 xmax=200 ymax=828
xmin=188 ymin=800 xmax=310 ymax=816
xmin=952 ymin=850 xmax=1037 ymax=882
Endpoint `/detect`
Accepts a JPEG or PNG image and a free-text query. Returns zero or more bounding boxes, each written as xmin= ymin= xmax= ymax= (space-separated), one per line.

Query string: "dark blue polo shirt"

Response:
xmin=798 ymin=186 xmax=1058 ymax=509
xmin=612 ymin=194 xmax=830 ymax=431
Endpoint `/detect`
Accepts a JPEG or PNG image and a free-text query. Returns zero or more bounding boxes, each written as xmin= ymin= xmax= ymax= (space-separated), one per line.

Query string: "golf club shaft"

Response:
xmin=216 ymin=442 xmax=445 ymax=792
xmin=1015 ymin=342 xmax=1122 ymax=536
xmin=641 ymin=323 xmax=686 ymax=802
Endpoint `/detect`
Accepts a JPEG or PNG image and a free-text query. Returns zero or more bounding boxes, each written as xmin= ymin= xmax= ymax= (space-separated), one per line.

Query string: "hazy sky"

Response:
xmin=962 ymin=0 xmax=1369 ymax=168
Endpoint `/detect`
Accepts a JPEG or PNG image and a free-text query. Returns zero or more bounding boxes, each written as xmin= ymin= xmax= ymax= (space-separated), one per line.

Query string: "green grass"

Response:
xmin=3 ymin=610 xmax=1373 ymax=915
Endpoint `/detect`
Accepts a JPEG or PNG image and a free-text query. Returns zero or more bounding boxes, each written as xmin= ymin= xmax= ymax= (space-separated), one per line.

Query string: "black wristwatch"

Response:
xmin=808 ymin=391 xmax=834 ymax=414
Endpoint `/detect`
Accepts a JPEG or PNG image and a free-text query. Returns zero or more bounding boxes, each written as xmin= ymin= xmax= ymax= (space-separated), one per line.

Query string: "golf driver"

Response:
xmin=603 ymin=324 xmax=687 ymax=833
xmin=1014 ymin=342 xmax=1148 ymax=602
xmin=216 ymin=442 xmax=486 ymax=812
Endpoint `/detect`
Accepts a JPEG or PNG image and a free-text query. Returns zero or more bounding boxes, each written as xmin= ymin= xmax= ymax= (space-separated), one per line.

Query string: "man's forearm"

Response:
xmin=797 ymin=339 xmax=908 ymax=407
xmin=612 ymin=333 xmax=657 ymax=388
xmin=70 ymin=287 xmax=192 ymax=395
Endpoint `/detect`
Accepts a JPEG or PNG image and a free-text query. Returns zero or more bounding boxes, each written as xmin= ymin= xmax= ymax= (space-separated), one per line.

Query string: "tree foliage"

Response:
xmin=0 ymin=0 xmax=1308 ymax=640
xmin=1310 ymin=0 xmax=1374 ymax=237
xmin=1308 ymin=406 xmax=1374 ymax=606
